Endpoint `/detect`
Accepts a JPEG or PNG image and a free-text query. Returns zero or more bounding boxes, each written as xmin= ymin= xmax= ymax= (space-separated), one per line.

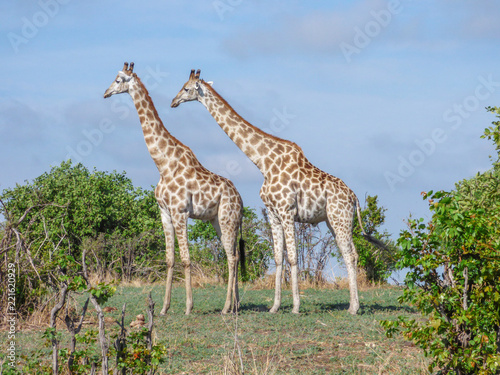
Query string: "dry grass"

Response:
xmin=248 ymin=268 xmax=388 ymax=292
xmin=10 ymin=269 xmax=387 ymax=332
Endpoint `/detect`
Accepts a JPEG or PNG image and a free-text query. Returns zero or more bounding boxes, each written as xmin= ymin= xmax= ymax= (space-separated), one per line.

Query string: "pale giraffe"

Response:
xmin=171 ymin=70 xmax=386 ymax=315
xmin=104 ymin=63 xmax=244 ymax=315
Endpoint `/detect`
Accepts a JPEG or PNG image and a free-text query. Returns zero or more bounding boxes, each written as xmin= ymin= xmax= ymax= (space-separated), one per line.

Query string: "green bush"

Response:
xmin=0 ymin=161 xmax=163 ymax=316
xmin=382 ymin=106 xmax=500 ymax=374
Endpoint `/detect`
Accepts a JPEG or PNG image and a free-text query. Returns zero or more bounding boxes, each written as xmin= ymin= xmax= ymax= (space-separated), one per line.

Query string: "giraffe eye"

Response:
xmin=184 ymin=88 xmax=189 ymax=92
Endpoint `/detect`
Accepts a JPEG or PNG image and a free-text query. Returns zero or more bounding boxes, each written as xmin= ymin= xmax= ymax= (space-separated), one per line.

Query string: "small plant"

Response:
xmin=114 ymin=327 xmax=168 ymax=375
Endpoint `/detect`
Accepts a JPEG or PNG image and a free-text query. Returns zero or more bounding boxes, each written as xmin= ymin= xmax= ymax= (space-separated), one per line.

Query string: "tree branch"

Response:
xmin=50 ymin=283 xmax=69 ymax=375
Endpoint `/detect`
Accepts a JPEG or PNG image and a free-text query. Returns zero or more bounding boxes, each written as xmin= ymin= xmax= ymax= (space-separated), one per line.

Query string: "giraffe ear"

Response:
xmin=206 ymin=81 xmax=214 ymax=86
xmin=195 ymin=81 xmax=204 ymax=97
xmin=118 ymin=71 xmax=133 ymax=81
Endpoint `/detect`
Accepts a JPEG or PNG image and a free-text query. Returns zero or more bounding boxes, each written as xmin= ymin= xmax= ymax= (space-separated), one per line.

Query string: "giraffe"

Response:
xmin=104 ymin=63 xmax=245 ymax=315
xmin=171 ymin=70 xmax=386 ymax=315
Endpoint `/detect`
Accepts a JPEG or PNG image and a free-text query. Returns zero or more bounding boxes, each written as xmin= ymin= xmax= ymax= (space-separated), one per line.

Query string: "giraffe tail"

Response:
xmin=239 ymin=224 xmax=246 ymax=278
xmin=354 ymin=196 xmax=390 ymax=251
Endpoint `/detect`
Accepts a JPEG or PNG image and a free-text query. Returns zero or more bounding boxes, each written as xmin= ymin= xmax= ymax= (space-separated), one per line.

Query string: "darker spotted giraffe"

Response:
xmin=171 ymin=69 xmax=386 ymax=315
xmin=104 ymin=63 xmax=244 ymax=315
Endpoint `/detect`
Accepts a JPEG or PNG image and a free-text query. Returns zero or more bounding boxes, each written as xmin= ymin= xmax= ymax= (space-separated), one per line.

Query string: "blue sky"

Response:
xmin=1 ymin=1 xmax=500 ymax=272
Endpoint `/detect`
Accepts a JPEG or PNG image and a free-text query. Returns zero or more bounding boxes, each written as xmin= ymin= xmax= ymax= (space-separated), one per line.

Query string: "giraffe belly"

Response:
xmin=190 ymin=202 xmax=218 ymax=221
xmin=188 ymin=192 xmax=219 ymax=221
xmin=295 ymin=198 xmax=327 ymax=224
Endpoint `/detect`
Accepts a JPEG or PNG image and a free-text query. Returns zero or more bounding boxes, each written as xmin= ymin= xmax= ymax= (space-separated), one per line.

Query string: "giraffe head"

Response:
xmin=171 ymin=69 xmax=210 ymax=108
xmin=103 ymin=62 xmax=136 ymax=98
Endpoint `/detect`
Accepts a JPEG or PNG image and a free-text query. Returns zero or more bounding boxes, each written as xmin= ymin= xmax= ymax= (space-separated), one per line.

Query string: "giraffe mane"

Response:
xmin=200 ymin=79 xmax=303 ymax=152
xmin=134 ymin=74 xmax=197 ymax=154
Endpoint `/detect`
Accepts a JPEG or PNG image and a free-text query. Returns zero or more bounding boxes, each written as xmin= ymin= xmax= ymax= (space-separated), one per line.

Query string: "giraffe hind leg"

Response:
xmin=267 ymin=209 xmax=285 ymax=314
xmin=173 ymin=214 xmax=193 ymax=315
xmin=326 ymin=220 xmax=360 ymax=315
xmin=214 ymin=209 xmax=240 ymax=314
xmin=281 ymin=216 xmax=300 ymax=314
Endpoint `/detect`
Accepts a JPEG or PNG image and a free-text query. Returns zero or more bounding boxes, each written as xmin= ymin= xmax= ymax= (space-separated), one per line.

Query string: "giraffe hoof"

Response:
xmin=269 ymin=307 xmax=279 ymax=314
xmin=292 ymin=309 xmax=300 ymax=315
xmin=347 ymin=307 xmax=359 ymax=315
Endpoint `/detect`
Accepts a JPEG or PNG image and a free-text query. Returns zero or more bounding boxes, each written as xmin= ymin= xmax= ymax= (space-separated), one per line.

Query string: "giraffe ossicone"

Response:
xmin=104 ymin=63 xmax=245 ymax=315
xmin=171 ymin=69 xmax=388 ymax=315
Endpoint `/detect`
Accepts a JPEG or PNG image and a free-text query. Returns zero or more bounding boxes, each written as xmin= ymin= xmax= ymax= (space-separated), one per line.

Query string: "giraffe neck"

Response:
xmin=129 ymin=76 xmax=183 ymax=174
xmin=199 ymin=82 xmax=285 ymax=173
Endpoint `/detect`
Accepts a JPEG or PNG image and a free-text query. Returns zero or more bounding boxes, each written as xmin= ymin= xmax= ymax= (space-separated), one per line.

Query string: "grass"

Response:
xmin=2 ymin=282 xmax=429 ymax=374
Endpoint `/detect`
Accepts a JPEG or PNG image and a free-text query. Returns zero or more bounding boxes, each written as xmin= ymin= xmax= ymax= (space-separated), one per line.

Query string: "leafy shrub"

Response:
xmin=382 ymin=106 xmax=500 ymax=374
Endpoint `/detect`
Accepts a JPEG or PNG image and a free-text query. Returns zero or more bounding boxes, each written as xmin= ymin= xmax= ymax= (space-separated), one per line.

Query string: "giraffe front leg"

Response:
xmin=282 ymin=217 xmax=300 ymax=314
xmin=159 ymin=208 xmax=175 ymax=316
xmin=174 ymin=214 xmax=193 ymax=315
xmin=267 ymin=210 xmax=285 ymax=314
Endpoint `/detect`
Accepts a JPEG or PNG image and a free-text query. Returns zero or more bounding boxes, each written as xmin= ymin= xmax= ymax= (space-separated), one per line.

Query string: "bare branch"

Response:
xmin=16 ymin=202 xmax=68 ymax=226
xmin=50 ymin=283 xmax=69 ymax=375
xmin=146 ymin=293 xmax=155 ymax=351
xmin=462 ymin=267 xmax=468 ymax=311
xmin=65 ymin=297 xmax=89 ymax=372
xmin=89 ymin=294 xmax=109 ymax=375
xmin=114 ymin=303 xmax=127 ymax=375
